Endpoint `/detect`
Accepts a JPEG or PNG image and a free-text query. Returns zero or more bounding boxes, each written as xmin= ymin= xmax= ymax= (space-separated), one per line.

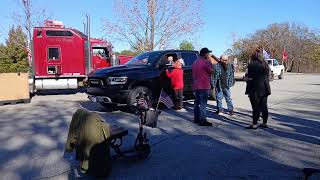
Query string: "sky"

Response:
xmin=0 ymin=0 xmax=319 ymax=56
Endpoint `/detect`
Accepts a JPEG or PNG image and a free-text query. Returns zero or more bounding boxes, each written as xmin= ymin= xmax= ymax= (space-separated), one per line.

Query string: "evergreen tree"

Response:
xmin=179 ymin=41 xmax=195 ymax=50
xmin=0 ymin=26 xmax=29 ymax=73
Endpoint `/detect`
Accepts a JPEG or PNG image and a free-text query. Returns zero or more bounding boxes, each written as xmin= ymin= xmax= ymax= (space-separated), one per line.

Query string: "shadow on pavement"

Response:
xmin=36 ymin=88 xmax=87 ymax=96
xmin=232 ymin=96 xmax=320 ymax=145
xmin=0 ymin=102 xmax=75 ymax=179
xmin=102 ymin=133 xmax=302 ymax=179
xmin=267 ymin=112 xmax=320 ymax=145
xmin=0 ymin=96 xmax=318 ymax=179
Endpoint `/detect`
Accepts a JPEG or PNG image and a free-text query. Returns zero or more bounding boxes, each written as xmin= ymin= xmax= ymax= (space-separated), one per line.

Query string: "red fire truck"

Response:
xmin=30 ymin=20 xmax=132 ymax=91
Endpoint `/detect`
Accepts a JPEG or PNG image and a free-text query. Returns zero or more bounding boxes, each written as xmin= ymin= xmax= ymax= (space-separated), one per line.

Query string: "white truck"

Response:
xmin=266 ymin=59 xmax=285 ymax=79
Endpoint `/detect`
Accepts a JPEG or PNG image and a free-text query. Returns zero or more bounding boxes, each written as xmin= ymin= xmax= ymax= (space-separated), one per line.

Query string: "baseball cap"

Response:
xmin=200 ymin=47 xmax=212 ymax=56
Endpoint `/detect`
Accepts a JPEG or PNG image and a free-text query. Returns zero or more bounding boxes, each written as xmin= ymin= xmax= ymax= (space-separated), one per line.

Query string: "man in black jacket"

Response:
xmin=245 ymin=48 xmax=271 ymax=129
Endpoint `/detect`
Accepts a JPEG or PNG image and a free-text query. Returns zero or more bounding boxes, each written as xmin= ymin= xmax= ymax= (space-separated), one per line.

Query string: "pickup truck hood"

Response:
xmin=91 ymin=65 xmax=148 ymax=77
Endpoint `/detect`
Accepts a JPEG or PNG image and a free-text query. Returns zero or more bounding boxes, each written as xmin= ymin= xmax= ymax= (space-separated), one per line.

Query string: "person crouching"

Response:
xmin=166 ymin=60 xmax=184 ymax=110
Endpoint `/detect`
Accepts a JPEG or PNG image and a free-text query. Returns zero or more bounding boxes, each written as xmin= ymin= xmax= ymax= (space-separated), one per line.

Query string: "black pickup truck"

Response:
xmin=86 ymin=50 xmax=199 ymax=109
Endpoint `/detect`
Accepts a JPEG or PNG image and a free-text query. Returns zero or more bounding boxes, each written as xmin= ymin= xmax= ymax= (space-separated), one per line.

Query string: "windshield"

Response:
xmin=126 ymin=51 xmax=163 ymax=66
xmin=267 ymin=60 xmax=272 ymax=65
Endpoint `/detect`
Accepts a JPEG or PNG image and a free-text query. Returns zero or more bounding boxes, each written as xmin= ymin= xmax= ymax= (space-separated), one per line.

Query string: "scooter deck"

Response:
xmin=109 ymin=125 xmax=128 ymax=140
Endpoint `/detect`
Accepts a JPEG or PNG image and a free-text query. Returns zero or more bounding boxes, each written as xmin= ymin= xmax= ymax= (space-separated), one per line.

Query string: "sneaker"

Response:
xmin=216 ymin=111 xmax=223 ymax=115
xmin=259 ymin=124 xmax=268 ymax=129
xmin=199 ymin=121 xmax=212 ymax=126
xmin=176 ymin=108 xmax=187 ymax=112
xmin=246 ymin=125 xmax=258 ymax=130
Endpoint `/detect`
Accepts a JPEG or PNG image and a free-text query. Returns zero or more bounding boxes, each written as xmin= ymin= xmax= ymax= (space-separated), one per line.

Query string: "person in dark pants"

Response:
xmin=192 ymin=48 xmax=213 ymax=126
xmin=166 ymin=60 xmax=184 ymax=110
xmin=245 ymin=48 xmax=271 ymax=129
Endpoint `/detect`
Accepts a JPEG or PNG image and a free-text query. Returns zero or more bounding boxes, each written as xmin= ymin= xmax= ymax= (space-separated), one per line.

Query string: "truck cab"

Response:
xmin=266 ymin=59 xmax=285 ymax=79
xmin=32 ymin=20 xmax=114 ymax=90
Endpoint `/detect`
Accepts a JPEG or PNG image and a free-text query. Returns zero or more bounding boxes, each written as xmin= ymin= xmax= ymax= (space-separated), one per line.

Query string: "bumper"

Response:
xmin=87 ymin=87 xmax=130 ymax=104
xmin=88 ymin=95 xmax=113 ymax=104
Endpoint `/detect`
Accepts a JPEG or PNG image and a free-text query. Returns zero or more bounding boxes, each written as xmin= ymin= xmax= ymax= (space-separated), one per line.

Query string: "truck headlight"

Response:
xmin=107 ymin=76 xmax=128 ymax=85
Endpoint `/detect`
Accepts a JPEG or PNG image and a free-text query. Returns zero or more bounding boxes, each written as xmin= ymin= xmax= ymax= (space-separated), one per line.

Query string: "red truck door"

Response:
xmin=92 ymin=47 xmax=110 ymax=70
xmin=47 ymin=45 xmax=62 ymax=75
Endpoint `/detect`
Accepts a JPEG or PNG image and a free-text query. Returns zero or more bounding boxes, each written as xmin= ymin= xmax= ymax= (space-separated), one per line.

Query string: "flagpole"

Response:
xmin=155 ymin=88 xmax=163 ymax=111
xmin=282 ymin=46 xmax=284 ymax=65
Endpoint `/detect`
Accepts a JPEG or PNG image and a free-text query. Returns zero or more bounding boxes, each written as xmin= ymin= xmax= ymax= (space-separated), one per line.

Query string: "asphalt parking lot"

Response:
xmin=0 ymin=73 xmax=319 ymax=180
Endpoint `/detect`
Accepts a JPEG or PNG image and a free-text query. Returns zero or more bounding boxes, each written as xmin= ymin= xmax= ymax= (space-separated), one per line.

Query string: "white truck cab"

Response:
xmin=266 ymin=59 xmax=285 ymax=79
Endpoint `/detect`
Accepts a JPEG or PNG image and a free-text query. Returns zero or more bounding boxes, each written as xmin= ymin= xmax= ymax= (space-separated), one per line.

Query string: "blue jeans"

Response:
xmin=194 ymin=90 xmax=209 ymax=123
xmin=216 ymin=88 xmax=233 ymax=112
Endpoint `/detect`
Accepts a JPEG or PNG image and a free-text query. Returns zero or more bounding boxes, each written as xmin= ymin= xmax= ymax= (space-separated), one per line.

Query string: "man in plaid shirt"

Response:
xmin=211 ymin=55 xmax=235 ymax=116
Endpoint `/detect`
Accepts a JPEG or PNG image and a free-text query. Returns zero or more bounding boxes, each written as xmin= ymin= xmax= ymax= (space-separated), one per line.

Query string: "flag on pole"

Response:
xmin=158 ymin=90 xmax=174 ymax=109
xmin=25 ymin=45 xmax=32 ymax=66
xmin=282 ymin=48 xmax=288 ymax=61
xmin=137 ymin=96 xmax=149 ymax=109
xmin=263 ymin=49 xmax=270 ymax=59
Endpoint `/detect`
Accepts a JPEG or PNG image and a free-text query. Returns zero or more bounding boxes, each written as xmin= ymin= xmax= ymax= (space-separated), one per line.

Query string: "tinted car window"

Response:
xmin=48 ymin=48 xmax=60 ymax=60
xmin=46 ymin=30 xmax=73 ymax=37
xmin=180 ymin=52 xmax=198 ymax=66
xmin=93 ymin=48 xmax=109 ymax=58
xmin=37 ymin=30 xmax=42 ymax=37
xmin=126 ymin=51 xmax=164 ymax=66
xmin=273 ymin=60 xmax=279 ymax=66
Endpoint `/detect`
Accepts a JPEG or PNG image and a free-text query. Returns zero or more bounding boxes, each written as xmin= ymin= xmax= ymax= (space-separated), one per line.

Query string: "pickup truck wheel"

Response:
xmin=278 ymin=71 xmax=284 ymax=79
xmin=127 ymin=86 xmax=153 ymax=106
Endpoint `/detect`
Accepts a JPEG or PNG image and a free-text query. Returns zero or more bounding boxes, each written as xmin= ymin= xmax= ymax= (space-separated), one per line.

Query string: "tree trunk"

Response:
xmin=148 ymin=0 xmax=155 ymax=51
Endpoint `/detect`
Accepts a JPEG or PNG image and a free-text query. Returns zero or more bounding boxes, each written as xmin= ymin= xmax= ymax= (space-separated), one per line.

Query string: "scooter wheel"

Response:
xmin=136 ymin=144 xmax=151 ymax=159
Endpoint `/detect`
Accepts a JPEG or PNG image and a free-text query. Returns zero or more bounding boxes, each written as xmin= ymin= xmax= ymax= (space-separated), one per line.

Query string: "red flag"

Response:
xmin=282 ymin=48 xmax=288 ymax=61
xmin=25 ymin=45 xmax=32 ymax=66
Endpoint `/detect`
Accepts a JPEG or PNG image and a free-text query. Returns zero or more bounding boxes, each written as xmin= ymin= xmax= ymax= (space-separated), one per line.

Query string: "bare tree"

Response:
xmin=232 ymin=23 xmax=320 ymax=72
xmin=11 ymin=0 xmax=50 ymax=44
xmin=102 ymin=0 xmax=203 ymax=52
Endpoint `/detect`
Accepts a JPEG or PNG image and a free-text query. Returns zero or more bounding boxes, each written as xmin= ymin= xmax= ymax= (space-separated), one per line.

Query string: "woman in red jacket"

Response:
xmin=166 ymin=60 xmax=184 ymax=110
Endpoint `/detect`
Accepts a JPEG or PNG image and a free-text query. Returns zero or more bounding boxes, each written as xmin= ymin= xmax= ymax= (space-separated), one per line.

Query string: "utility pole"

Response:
xmin=23 ymin=0 xmax=32 ymax=44
xmin=23 ymin=0 xmax=35 ymax=93
xmin=83 ymin=21 xmax=86 ymax=35
xmin=86 ymin=14 xmax=91 ymax=73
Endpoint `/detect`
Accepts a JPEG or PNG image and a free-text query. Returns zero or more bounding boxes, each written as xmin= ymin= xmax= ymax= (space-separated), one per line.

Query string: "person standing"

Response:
xmin=211 ymin=55 xmax=235 ymax=116
xmin=245 ymin=48 xmax=271 ymax=129
xmin=192 ymin=48 xmax=213 ymax=126
xmin=166 ymin=61 xmax=184 ymax=110
xmin=167 ymin=56 xmax=174 ymax=65
xmin=209 ymin=54 xmax=219 ymax=101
